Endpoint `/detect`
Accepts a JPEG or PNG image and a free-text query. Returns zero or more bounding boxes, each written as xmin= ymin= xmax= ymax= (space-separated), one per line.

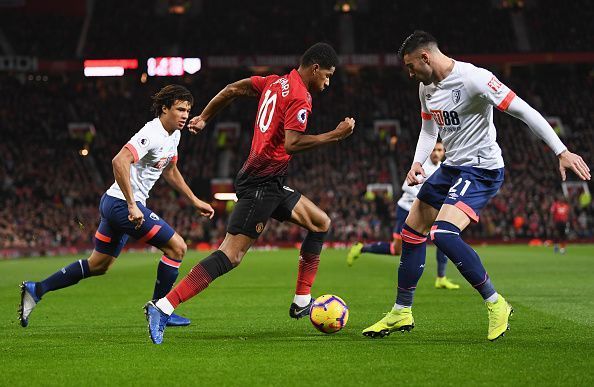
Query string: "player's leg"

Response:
xmin=145 ymin=183 xmax=277 ymax=343
xmin=434 ymin=248 xmax=459 ymax=290
xmin=558 ymin=222 xmax=567 ymax=254
xmin=362 ymin=198 xmax=439 ymax=337
xmin=282 ymin=194 xmax=330 ymax=318
xmin=19 ymin=211 xmax=126 ymax=327
xmin=553 ymin=222 xmax=561 ymax=253
xmin=347 ymin=206 xmax=405 ymax=266
xmin=363 ymin=165 xmax=455 ymax=338
xmin=429 ymin=168 xmax=512 ymax=340
xmin=145 ymin=232 xmax=254 ymax=343
xmin=115 ymin=200 xmax=193 ymax=326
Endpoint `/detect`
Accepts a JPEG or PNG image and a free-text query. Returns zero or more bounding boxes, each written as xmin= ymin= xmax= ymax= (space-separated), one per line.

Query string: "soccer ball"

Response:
xmin=309 ymin=294 xmax=349 ymax=334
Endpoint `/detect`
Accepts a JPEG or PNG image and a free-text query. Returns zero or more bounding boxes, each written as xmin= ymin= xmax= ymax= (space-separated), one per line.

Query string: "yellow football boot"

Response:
xmin=346 ymin=242 xmax=363 ymax=267
xmin=362 ymin=307 xmax=414 ymax=338
xmin=435 ymin=276 xmax=460 ymax=290
xmin=487 ymin=295 xmax=513 ymax=341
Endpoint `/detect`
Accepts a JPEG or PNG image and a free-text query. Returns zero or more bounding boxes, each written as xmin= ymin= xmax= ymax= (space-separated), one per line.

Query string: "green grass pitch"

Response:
xmin=1 ymin=245 xmax=593 ymax=386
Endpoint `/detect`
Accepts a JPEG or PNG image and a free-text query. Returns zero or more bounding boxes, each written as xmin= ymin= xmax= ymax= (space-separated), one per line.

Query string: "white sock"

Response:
xmin=393 ymin=303 xmax=408 ymax=310
xmin=293 ymin=294 xmax=312 ymax=308
xmin=155 ymin=297 xmax=175 ymax=316
xmin=485 ymin=292 xmax=499 ymax=303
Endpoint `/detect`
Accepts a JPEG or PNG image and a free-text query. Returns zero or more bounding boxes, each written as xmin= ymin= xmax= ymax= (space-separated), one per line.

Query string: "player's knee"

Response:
xmin=223 ymin=250 xmax=245 ymax=267
xmin=173 ymin=240 xmax=188 ymax=260
xmin=312 ymin=212 xmax=331 ymax=233
xmin=89 ymin=259 xmax=112 ymax=276
xmin=430 ymin=221 xmax=461 ymax=250
xmin=219 ymin=244 xmax=248 ymax=267
xmin=165 ymin=237 xmax=187 ymax=261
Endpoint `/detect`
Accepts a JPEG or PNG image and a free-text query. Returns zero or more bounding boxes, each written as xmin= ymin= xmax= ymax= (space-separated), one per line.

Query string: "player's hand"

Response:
xmin=188 ymin=115 xmax=207 ymax=134
xmin=194 ymin=199 xmax=215 ymax=219
xmin=127 ymin=203 xmax=145 ymax=229
xmin=558 ymin=150 xmax=591 ymax=181
xmin=406 ymin=162 xmax=427 ymax=186
xmin=334 ymin=117 xmax=355 ymax=140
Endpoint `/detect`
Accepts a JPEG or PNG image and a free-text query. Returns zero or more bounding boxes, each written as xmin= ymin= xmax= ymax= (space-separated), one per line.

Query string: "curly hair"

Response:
xmin=151 ymin=84 xmax=194 ymax=117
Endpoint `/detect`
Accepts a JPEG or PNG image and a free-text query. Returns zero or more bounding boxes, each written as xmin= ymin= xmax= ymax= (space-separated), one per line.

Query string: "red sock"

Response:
xmin=295 ymin=252 xmax=320 ymax=295
xmin=166 ymin=264 xmax=212 ymax=308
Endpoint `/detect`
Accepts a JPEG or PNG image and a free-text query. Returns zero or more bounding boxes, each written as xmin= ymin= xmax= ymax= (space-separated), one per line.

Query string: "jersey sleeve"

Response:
xmin=284 ymin=96 xmax=311 ymax=133
xmin=418 ymin=83 xmax=432 ymax=121
xmin=171 ymin=132 xmax=180 ymax=164
xmin=467 ymin=67 xmax=516 ymax=111
xmin=125 ymin=127 xmax=160 ymax=163
xmin=250 ymin=75 xmax=276 ymax=95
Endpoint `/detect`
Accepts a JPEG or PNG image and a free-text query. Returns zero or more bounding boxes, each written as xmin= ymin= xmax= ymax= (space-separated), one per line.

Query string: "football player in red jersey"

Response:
xmin=550 ymin=194 xmax=571 ymax=254
xmin=145 ymin=43 xmax=356 ymax=344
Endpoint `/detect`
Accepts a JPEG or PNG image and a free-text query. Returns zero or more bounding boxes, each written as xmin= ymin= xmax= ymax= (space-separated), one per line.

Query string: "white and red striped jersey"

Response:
xmin=419 ymin=61 xmax=516 ymax=170
xmin=106 ymin=117 xmax=180 ymax=205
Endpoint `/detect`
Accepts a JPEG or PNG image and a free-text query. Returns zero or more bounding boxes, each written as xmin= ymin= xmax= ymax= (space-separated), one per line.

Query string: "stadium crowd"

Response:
xmin=1 ymin=62 xmax=592 ymax=252
xmin=1 ymin=0 xmax=593 ymax=58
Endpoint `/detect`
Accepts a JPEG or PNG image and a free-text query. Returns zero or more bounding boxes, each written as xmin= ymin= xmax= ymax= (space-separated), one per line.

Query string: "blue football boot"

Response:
xmin=167 ymin=313 xmax=191 ymax=327
xmin=19 ymin=281 xmax=41 ymax=327
xmin=144 ymin=301 xmax=170 ymax=344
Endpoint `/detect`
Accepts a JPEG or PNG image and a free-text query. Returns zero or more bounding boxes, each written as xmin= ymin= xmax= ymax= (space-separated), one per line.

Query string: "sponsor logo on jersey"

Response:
xmin=153 ymin=155 xmax=173 ymax=169
xmin=452 ymin=89 xmax=461 ymax=104
xmin=256 ymin=222 xmax=264 ymax=234
xmin=150 ymin=212 xmax=159 ymax=221
xmin=430 ymin=109 xmax=461 ymax=131
xmin=138 ymin=137 xmax=150 ymax=148
xmin=297 ymin=109 xmax=307 ymax=124
xmin=283 ymin=186 xmax=295 ymax=192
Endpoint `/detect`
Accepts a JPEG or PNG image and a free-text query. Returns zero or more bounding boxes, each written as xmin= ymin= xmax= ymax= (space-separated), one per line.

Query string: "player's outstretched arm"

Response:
xmin=188 ymin=78 xmax=258 ymax=134
xmin=505 ymin=97 xmax=591 ymax=181
xmin=162 ymin=163 xmax=214 ymax=219
xmin=284 ymin=117 xmax=355 ymax=154
xmin=112 ymin=147 xmax=145 ymax=228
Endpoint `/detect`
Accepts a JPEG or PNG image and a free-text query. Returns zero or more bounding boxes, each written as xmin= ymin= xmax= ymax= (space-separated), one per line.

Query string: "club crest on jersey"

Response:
xmin=452 ymin=89 xmax=461 ymax=104
xmin=256 ymin=222 xmax=264 ymax=234
xmin=297 ymin=108 xmax=307 ymax=124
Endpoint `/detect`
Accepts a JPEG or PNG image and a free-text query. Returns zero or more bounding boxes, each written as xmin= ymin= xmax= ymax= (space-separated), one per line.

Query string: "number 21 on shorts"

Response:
xmin=449 ymin=178 xmax=471 ymax=196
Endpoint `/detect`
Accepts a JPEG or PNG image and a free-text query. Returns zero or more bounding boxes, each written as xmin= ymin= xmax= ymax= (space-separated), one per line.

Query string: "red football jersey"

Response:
xmin=236 ymin=69 xmax=312 ymax=188
xmin=551 ymin=201 xmax=570 ymax=223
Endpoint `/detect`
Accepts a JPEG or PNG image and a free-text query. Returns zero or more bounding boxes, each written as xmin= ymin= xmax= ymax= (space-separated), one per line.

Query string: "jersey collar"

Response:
xmin=155 ymin=117 xmax=174 ymax=136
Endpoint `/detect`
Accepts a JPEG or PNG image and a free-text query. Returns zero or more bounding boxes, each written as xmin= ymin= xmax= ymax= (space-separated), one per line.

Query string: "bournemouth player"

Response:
xmin=145 ymin=43 xmax=355 ymax=344
xmin=19 ymin=85 xmax=214 ymax=328
xmin=363 ymin=31 xmax=590 ymax=341
xmin=347 ymin=141 xmax=459 ymax=290
xmin=550 ymin=194 xmax=570 ymax=254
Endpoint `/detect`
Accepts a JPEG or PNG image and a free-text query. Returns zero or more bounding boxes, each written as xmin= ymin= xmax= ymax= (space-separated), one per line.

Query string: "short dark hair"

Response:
xmin=300 ymin=42 xmax=339 ymax=69
xmin=398 ymin=30 xmax=438 ymax=59
xmin=151 ymin=84 xmax=193 ymax=117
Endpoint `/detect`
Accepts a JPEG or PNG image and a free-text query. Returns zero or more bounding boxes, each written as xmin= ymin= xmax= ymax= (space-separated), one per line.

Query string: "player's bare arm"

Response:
xmin=162 ymin=162 xmax=215 ymax=219
xmin=112 ymin=147 xmax=144 ymax=229
xmin=188 ymin=78 xmax=258 ymax=134
xmin=504 ymin=97 xmax=591 ymax=181
xmin=284 ymin=117 xmax=355 ymax=154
